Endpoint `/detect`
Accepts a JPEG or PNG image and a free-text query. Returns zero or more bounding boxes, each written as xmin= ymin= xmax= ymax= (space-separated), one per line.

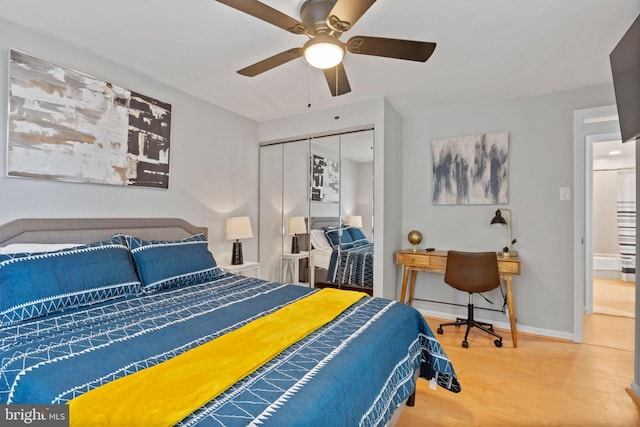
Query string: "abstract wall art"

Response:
xmin=432 ymin=131 xmax=509 ymax=205
xmin=311 ymin=154 xmax=340 ymax=202
xmin=7 ymin=49 xmax=172 ymax=188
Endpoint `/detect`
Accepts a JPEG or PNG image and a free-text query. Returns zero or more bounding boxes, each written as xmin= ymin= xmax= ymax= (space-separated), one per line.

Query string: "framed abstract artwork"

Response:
xmin=311 ymin=154 xmax=339 ymax=202
xmin=432 ymin=131 xmax=509 ymax=205
xmin=7 ymin=49 xmax=172 ymax=188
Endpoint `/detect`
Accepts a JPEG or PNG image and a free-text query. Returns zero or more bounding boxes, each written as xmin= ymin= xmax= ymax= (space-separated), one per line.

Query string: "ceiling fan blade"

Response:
xmin=347 ymin=36 xmax=436 ymax=62
xmin=327 ymin=0 xmax=377 ymax=32
xmin=323 ymin=63 xmax=351 ymax=97
xmin=215 ymin=0 xmax=306 ymax=34
xmin=238 ymin=48 xmax=303 ymax=77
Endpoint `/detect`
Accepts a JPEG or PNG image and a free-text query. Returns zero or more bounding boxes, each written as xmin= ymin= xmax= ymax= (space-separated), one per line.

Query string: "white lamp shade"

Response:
xmin=347 ymin=215 xmax=363 ymax=228
xmin=226 ymin=216 xmax=253 ymax=240
xmin=288 ymin=216 xmax=307 ymax=235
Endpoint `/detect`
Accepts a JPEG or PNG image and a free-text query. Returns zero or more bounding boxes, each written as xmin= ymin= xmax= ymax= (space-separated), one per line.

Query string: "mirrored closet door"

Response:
xmin=309 ymin=131 xmax=374 ymax=289
xmin=259 ymin=129 xmax=374 ymax=288
xmin=259 ymin=138 xmax=311 ymax=283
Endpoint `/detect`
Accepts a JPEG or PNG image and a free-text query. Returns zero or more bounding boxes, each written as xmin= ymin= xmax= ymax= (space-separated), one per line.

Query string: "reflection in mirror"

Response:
xmin=259 ymin=138 xmax=311 ymax=284
xmin=259 ymin=143 xmax=284 ymax=282
xmin=309 ymin=129 xmax=374 ymax=295
xmin=340 ymin=130 xmax=374 ymax=242
xmin=282 ymin=139 xmax=310 ymax=284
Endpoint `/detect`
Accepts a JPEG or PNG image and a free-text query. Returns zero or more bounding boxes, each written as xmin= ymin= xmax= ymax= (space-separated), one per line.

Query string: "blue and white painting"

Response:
xmin=7 ymin=49 xmax=171 ymax=188
xmin=432 ymin=132 xmax=508 ymax=205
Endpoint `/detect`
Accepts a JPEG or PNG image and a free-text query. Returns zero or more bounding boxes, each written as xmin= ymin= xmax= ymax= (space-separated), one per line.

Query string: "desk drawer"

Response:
xmin=498 ymin=260 xmax=521 ymax=275
xmin=397 ymin=252 xmax=430 ymax=267
xmin=396 ymin=252 xmax=446 ymax=268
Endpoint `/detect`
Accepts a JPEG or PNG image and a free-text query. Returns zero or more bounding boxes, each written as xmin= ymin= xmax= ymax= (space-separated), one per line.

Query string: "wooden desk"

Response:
xmin=396 ymin=250 xmax=522 ymax=347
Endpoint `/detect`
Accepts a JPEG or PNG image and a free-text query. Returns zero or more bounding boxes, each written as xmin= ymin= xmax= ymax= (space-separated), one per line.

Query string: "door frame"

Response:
xmin=573 ymin=104 xmax=622 ymax=342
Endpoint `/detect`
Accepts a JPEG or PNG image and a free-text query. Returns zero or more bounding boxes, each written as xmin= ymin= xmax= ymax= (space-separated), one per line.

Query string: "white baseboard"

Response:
xmin=413 ymin=305 xmax=575 ymax=342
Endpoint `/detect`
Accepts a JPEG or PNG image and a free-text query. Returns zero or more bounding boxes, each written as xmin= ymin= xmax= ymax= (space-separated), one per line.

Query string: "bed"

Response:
xmin=0 ymin=218 xmax=460 ymax=426
xmin=308 ymin=217 xmax=374 ymax=295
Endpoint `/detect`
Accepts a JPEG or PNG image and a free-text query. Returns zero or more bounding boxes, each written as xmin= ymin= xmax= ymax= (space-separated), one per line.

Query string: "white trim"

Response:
xmin=573 ymin=104 xmax=621 ymax=344
xmin=414 ymin=307 xmax=574 ymax=341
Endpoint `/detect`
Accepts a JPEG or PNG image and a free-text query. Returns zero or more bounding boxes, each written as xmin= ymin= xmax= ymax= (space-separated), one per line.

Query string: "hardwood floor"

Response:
xmin=594 ymin=277 xmax=635 ymax=318
xmin=397 ymin=314 xmax=638 ymax=426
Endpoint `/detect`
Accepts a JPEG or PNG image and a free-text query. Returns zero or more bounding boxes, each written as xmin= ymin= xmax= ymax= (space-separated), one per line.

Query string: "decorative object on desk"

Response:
xmin=346 ymin=215 xmax=363 ymax=228
xmin=7 ymin=49 xmax=171 ymax=188
xmin=311 ymin=154 xmax=339 ymax=203
xmin=226 ymin=216 xmax=253 ymax=265
xmin=287 ymin=216 xmax=307 ymax=254
xmin=407 ymin=230 xmax=423 ymax=252
xmin=432 ymin=131 xmax=508 ymax=205
xmin=490 ymin=208 xmax=518 ymax=257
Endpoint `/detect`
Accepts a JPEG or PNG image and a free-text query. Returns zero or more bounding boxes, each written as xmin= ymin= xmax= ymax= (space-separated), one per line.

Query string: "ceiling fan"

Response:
xmin=215 ymin=0 xmax=437 ymax=96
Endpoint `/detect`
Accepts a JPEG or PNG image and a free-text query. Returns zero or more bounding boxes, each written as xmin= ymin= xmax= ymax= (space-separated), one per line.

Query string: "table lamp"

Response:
xmin=490 ymin=208 xmax=518 ymax=257
xmin=287 ymin=216 xmax=307 ymax=254
xmin=226 ymin=216 xmax=253 ymax=265
xmin=346 ymin=215 xmax=363 ymax=228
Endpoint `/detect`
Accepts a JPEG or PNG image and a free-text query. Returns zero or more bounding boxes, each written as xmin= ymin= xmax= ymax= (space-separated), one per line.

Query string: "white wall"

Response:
xmin=0 ymin=18 xmax=259 ymax=263
xmin=355 ymin=162 xmax=374 ymax=240
xmin=593 ymin=170 xmax=620 ymax=255
xmin=402 ymin=84 xmax=616 ymax=338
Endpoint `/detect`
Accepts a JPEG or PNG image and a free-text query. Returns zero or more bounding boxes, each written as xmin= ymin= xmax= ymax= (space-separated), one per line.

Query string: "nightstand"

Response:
xmin=282 ymin=251 xmax=309 ymax=285
xmin=219 ymin=261 xmax=261 ymax=279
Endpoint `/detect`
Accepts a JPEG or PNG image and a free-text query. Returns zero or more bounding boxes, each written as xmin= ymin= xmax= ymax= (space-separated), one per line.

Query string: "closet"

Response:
xmin=258 ymin=129 xmax=374 ymax=285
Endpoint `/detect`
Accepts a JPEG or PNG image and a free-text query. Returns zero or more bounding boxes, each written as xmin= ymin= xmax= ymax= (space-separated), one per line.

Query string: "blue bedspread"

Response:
xmin=328 ymin=242 xmax=374 ymax=288
xmin=0 ymin=274 xmax=460 ymax=426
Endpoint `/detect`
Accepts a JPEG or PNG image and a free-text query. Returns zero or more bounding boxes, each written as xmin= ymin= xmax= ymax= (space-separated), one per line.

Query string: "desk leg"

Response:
xmin=408 ymin=271 xmax=417 ymax=306
xmin=400 ymin=267 xmax=410 ymax=303
xmin=504 ymin=275 xmax=518 ymax=348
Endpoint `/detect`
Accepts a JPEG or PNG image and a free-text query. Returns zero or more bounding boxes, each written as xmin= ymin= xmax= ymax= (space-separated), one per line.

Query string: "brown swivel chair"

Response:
xmin=436 ymin=250 xmax=503 ymax=348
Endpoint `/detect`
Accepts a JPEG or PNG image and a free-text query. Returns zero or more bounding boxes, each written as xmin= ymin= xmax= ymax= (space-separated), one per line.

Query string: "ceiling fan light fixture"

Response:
xmin=303 ymin=36 xmax=345 ymax=69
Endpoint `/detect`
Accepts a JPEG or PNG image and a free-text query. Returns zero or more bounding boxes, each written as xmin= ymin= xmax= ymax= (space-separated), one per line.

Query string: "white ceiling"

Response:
xmin=1 ymin=0 xmax=638 ymax=122
xmin=593 ymin=139 xmax=636 ymax=170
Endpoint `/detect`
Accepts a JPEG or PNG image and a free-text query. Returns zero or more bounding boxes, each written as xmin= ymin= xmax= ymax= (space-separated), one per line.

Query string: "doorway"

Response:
xmin=591 ymin=138 xmax=636 ymax=319
xmin=574 ymin=104 xmax=636 ymax=352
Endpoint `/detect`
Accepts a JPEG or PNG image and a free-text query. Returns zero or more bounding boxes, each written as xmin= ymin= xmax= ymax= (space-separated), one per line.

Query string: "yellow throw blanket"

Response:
xmin=69 ymin=288 xmax=366 ymax=426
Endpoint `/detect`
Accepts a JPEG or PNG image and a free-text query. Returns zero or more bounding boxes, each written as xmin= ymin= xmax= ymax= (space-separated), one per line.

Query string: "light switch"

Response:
xmin=560 ymin=186 xmax=571 ymax=201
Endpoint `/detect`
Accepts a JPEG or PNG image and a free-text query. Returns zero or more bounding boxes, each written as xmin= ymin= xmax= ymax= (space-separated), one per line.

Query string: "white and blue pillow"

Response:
xmin=124 ymin=233 xmax=222 ymax=292
xmin=0 ymin=235 xmax=142 ymax=326
xmin=324 ymin=227 xmax=354 ymax=250
xmin=345 ymin=226 xmax=369 ymax=247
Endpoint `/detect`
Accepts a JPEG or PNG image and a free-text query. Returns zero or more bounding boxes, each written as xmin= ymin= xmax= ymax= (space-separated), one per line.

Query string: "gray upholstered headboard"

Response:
xmin=308 ymin=217 xmax=340 ymax=231
xmin=0 ymin=218 xmax=207 ymax=246
xmin=300 ymin=217 xmax=340 ymax=251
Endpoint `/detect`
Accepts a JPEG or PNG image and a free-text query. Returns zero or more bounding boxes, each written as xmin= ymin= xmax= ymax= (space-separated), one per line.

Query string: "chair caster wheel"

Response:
xmin=461 ymin=340 xmax=469 ymax=348
xmin=494 ymin=339 xmax=503 ymax=348
xmin=437 ymin=327 xmax=443 ymax=335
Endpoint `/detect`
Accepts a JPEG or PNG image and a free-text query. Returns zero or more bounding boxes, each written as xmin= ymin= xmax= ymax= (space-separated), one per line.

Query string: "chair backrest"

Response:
xmin=444 ymin=250 xmax=500 ymax=294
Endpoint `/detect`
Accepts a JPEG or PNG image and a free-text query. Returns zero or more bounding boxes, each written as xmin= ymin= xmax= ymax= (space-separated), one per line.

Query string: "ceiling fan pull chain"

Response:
xmin=307 ymin=63 xmax=312 ymax=108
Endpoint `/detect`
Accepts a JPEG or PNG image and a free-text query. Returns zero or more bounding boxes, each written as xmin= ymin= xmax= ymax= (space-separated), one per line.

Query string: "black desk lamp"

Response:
xmin=491 ymin=209 xmax=518 ymax=257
